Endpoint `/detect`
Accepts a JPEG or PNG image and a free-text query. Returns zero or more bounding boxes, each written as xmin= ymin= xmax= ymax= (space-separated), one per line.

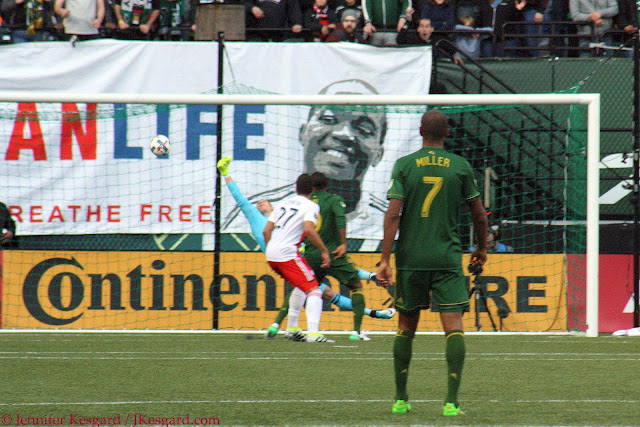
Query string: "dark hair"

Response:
xmin=311 ymin=171 xmax=328 ymax=190
xmin=420 ymin=110 xmax=449 ymax=140
xmin=296 ymin=173 xmax=313 ymax=195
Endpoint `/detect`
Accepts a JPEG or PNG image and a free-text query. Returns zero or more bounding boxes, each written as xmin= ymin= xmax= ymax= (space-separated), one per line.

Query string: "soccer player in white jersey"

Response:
xmin=263 ymin=173 xmax=334 ymax=343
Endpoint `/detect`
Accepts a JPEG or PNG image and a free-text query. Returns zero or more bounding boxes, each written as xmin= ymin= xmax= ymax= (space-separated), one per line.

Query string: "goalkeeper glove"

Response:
xmin=217 ymin=156 xmax=233 ymax=176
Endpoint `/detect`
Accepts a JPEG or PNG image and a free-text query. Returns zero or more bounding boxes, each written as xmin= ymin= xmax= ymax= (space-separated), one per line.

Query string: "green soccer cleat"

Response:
xmin=349 ymin=331 xmax=371 ymax=341
xmin=265 ymin=323 xmax=279 ymax=339
xmin=443 ymin=403 xmax=464 ymax=416
xmin=392 ymin=400 xmax=411 ymax=414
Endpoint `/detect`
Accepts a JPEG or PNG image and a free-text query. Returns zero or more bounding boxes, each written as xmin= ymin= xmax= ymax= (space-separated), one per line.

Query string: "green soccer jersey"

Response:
xmin=305 ymin=190 xmax=347 ymax=253
xmin=387 ymin=146 xmax=480 ymax=271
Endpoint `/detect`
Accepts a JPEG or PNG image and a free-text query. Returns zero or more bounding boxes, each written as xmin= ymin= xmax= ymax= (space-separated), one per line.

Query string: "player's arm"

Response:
xmin=304 ymin=221 xmax=330 ymax=268
xmin=468 ymin=197 xmax=488 ymax=268
xmin=377 ymin=198 xmax=403 ymax=288
xmin=218 ymin=157 xmax=253 ymax=210
xmin=263 ymin=221 xmax=275 ymax=247
xmin=333 ymin=228 xmax=347 ymax=258
xmin=333 ymin=196 xmax=348 ymax=257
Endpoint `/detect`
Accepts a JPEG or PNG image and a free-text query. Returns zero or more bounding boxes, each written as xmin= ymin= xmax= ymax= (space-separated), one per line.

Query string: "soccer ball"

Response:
xmin=150 ymin=135 xmax=170 ymax=157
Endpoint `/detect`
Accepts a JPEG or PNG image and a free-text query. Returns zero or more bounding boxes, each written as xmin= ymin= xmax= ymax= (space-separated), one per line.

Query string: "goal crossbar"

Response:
xmin=0 ymin=92 xmax=599 ymax=106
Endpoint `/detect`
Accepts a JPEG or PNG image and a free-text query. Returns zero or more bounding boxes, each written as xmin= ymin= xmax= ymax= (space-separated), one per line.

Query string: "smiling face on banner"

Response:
xmin=299 ymin=79 xmax=386 ymax=183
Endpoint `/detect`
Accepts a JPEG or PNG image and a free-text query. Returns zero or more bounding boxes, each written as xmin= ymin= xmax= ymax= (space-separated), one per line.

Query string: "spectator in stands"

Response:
xmin=245 ymin=0 xmax=304 ymax=41
xmin=299 ymin=0 xmax=337 ymax=14
xmin=477 ymin=0 xmax=526 ymax=57
xmin=541 ymin=0 xmax=576 ymax=57
xmin=1 ymin=0 xmax=57 ymax=42
xmin=454 ymin=15 xmax=492 ymax=59
xmin=570 ymin=0 xmax=618 ymax=57
xmin=420 ymin=0 xmax=454 ymax=31
xmin=420 ymin=0 xmax=456 ymax=53
xmin=326 ymin=8 xmax=365 ymax=41
xmin=100 ymin=0 xmax=119 ymax=37
xmin=469 ymin=228 xmax=513 ymax=252
xmin=158 ymin=0 xmax=198 ymax=40
xmin=113 ymin=0 xmax=160 ymax=39
xmin=0 ymin=201 xmax=16 ymax=249
xmin=613 ymin=0 xmax=637 ymax=56
xmin=54 ymin=0 xmax=105 ymax=42
xmin=397 ymin=15 xmax=433 ymax=44
xmin=520 ymin=0 xmax=545 ymax=56
xmin=407 ymin=0 xmax=427 ymax=28
xmin=303 ymin=0 xmax=337 ymax=41
xmin=397 ymin=16 xmax=463 ymax=63
xmin=361 ymin=0 xmax=410 ymax=46
xmin=335 ymin=0 xmax=363 ymax=27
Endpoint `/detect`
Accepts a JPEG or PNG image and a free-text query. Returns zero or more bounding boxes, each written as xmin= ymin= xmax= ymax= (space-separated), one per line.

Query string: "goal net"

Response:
xmin=0 ymin=91 xmax=600 ymax=336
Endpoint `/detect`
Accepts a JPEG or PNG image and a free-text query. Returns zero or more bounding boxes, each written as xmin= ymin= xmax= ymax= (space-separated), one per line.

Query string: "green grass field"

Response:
xmin=1 ymin=332 xmax=639 ymax=426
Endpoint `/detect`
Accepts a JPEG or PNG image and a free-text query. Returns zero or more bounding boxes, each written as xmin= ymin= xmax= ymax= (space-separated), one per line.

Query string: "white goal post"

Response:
xmin=0 ymin=92 xmax=600 ymax=336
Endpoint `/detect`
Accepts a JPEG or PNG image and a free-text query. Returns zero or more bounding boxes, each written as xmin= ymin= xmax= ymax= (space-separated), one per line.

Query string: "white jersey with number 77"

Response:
xmin=265 ymin=195 xmax=319 ymax=262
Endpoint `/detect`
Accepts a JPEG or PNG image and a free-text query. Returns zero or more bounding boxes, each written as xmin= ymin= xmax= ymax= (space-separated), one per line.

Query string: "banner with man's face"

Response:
xmin=1 ymin=41 xmax=432 ymax=239
xmin=221 ymin=44 xmax=432 ymax=241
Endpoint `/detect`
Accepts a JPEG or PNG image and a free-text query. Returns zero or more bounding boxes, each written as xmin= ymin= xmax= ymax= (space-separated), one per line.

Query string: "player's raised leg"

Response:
xmin=322 ymin=284 xmax=396 ymax=320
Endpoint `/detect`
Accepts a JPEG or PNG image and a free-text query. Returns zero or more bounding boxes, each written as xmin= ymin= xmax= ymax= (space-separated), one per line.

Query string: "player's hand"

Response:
xmin=332 ymin=244 xmax=346 ymax=258
xmin=217 ymin=156 xmax=232 ymax=176
xmin=376 ymin=261 xmax=392 ymax=289
xmin=470 ymin=249 xmax=487 ymax=269
xmin=321 ymin=251 xmax=331 ymax=268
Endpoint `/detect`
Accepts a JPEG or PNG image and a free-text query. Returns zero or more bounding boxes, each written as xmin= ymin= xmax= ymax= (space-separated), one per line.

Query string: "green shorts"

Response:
xmin=305 ymin=249 xmax=360 ymax=289
xmin=394 ymin=269 xmax=469 ymax=315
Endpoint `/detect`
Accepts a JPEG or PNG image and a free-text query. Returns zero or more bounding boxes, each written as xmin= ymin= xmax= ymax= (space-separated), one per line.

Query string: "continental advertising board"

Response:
xmin=1 ymin=251 xmax=571 ymax=332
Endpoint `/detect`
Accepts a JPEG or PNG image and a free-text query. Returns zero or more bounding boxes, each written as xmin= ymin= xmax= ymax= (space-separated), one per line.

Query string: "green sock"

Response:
xmin=393 ymin=330 xmax=414 ymax=401
xmin=351 ymin=290 xmax=365 ymax=333
xmin=445 ymin=330 xmax=465 ymax=406
xmin=273 ymin=291 xmax=291 ymax=326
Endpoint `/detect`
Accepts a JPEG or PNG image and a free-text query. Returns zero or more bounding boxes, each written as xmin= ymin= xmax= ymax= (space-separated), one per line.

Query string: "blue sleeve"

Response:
xmin=226 ymin=181 xmax=268 ymax=252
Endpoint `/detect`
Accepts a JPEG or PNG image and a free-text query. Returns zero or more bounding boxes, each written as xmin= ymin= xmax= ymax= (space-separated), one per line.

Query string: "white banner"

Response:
xmin=1 ymin=40 xmax=432 ymax=238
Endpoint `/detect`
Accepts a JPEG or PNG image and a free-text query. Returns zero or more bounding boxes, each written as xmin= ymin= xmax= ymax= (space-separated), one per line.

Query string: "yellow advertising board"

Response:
xmin=1 ymin=251 xmax=567 ymax=331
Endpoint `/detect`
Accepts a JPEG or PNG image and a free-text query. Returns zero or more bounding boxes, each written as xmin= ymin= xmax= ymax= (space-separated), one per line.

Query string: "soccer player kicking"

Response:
xmin=302 ymin=171 xmax=376 ymax=341
xmin=217 ymin=157 xmax=396 ymax=339
xmin=264 ymin=173 xmax=333 ymax=343
xmin=377 ymin=110 xmax=488 ymax=416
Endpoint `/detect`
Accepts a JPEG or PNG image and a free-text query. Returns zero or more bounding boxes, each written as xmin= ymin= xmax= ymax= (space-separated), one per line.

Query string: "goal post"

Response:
xmin=0 ymin=92 xmax=600 ymax=336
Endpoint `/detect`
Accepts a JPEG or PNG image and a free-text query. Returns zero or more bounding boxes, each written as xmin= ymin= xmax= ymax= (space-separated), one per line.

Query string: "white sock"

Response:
xmin=286 ymin=287 xmax=307 ymax=330
xmin=305 ymin=288 xmax=323 ymax=334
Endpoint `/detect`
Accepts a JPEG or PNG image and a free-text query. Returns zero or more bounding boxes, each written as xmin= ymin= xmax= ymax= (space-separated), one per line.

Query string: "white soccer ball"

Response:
xmin=150 ymin=135 xmax=170 ymax=157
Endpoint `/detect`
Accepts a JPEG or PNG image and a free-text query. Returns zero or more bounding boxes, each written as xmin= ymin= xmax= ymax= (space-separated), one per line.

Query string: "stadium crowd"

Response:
xmin=0 ymin=0 xmax=636 ymax=57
